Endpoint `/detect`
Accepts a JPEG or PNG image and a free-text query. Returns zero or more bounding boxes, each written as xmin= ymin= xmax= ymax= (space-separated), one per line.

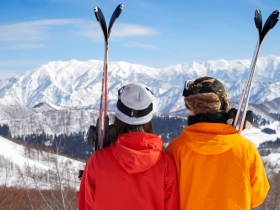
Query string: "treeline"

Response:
xmin=0 ymin=113 xmax=278 ymax=161
xmin=253 ymin=114 xmax=271 ymax=127
xmin=271 ymin=113 xmax=280 ymax=121
xmin=259 ymin=138 xmax=280 ymax=149
xmin=152 ymin=115 xmax=188 ymax=143
xmin=0 ymin=124 xmax=11 ymax=138
xmin=15 ymin=131 xmax=93 ymax=161
xmin=0 ymin=123 xmax=92 ymax=161
xmin=0 ymin=116 xmax=188 ymax=161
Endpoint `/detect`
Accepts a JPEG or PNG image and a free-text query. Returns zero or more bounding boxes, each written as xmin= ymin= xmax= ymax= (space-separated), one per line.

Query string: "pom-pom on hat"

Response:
xmin=115 ymin=82 xmax=154 ymax=125
xmin=182 ymin=76 xmax=230 ymax=114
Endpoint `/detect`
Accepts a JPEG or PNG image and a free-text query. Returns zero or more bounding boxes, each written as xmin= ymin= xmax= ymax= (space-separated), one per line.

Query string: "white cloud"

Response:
xmin=0 ymin=20 xmax=158 ymax=45
xmin=111 ymin=24 xmax=157 ymax=37
xmin=77 ymin=23 xmax=158 ymax=43
xmin=75 ymin=23 xmax=102 ymax=40
xmin=0 ymin=19 xmax=84 ymax=42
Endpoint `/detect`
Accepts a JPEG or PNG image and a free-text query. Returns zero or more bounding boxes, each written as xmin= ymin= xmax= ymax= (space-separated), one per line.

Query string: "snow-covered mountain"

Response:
xmin=0 ymin=102 xmax=115 ymax=137
xmin=1 ymin=56 xmax=279 ymax=191
xmin=0 ymin=99 xmax=279 ymax=149
xmin=0 ymin=135 xmax=85 ymax=189
xmin=0 ymin=55 xmax=280 ymax=115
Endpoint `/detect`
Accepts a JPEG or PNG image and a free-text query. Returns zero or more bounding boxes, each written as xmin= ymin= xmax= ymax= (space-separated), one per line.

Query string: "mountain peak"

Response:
xmin=0 ymin=55 xmax=280 ymax=114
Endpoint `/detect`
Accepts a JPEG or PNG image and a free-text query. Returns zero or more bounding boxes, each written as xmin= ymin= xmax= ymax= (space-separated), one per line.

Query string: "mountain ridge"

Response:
xmin=0 ymin=55 xmax=280 ymax=115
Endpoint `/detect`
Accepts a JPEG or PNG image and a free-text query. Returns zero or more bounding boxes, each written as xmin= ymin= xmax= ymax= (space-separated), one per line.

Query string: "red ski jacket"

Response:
xmin=78 ymin=132 xmax=179 ymax=210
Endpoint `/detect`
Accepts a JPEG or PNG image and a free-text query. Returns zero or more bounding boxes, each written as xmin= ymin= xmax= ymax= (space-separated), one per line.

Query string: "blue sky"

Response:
xmin=0 ymin=0 xmax=280 ymax=79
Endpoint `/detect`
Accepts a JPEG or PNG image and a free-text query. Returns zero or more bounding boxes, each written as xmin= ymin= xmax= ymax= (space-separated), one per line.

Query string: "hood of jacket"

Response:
xmin=182 ymin=123 xmax=240 ymax=155
xmin=111 ymin=132 xmax=163 ymax=174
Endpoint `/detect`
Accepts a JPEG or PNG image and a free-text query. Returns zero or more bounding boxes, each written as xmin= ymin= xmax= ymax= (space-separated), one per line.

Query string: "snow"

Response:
xmin=0 ymin=136 xmax=47 ymax=171
xmin=266 ymin=153 xmax=280 ymax=164
xmin=1 ymin=132 xmax=279 ymax=190
xmin=0 ymin=136 xmax=85 ymax=189
xmin=0 ymin=55 xmax=280 ymax=115
xmin=0 ymin=55 xmax=279 ymax=189
xmin=239 ymin=121 xmax=279 ymax=152
xmin=263 ymin=153 xmax=280 ymax=173
xmin=244 ymin=131 xmax=277 ymax=147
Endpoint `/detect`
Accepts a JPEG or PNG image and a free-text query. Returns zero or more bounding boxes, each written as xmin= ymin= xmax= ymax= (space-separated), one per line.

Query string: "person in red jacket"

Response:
xmin=166 ymin=76 xmax=270 ymax=210
xmin=79 ymin=82 xmax=179 ymax=210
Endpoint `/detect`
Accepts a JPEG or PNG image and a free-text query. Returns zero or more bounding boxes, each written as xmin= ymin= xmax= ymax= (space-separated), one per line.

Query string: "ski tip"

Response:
xmin=259 ymin=9 xmax=279 ymax=42
xmin=119 ymin=4 xmax=124 ymax=10
xmin=255 ymin=9 xmax=261 ymax=14
xmin=94 ymin=7 xmax=100 ymax=21
xmin=254 ymin=9 xmax=262 ymax=31
xmin=272 ymin=10 xmax=280 ymax=18
xmin=115 ymin=4 xmax=124 ymax=18
xmin=268 ymin=10 xmax=280 ymax=29
xmin=94 ymin=6 xmax=99 ymax=13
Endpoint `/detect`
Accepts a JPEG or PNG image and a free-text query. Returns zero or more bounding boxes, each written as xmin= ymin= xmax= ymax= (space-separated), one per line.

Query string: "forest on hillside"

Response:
xmin=0 ymin=116 xmax=188 ymax=161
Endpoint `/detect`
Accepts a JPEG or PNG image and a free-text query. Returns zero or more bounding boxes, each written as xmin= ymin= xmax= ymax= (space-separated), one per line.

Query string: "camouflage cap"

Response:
xmin=182 ymin=76 xmax=226 ymax=102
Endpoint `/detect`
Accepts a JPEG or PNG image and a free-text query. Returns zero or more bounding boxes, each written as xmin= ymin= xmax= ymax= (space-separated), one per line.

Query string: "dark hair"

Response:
xmin=114 ymin=116 xmax=153 ymax=138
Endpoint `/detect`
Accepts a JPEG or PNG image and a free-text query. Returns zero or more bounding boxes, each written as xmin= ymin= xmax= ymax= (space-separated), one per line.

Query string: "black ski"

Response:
xmin=93 ymin=4 xmax=124 ymax=151
xmin=79 ymin=4 xmax=124 ymax=181
xmin=234 ymin=9 xmax=279 ymax=132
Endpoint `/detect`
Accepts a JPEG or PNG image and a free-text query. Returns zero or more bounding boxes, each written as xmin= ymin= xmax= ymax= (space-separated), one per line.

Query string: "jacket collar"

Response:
xmin=188 ymin=112 xmax=228 ymax=126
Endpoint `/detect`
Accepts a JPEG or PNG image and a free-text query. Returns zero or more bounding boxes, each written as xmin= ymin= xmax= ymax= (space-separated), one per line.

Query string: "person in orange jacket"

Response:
xmin=166 ymin=76 xmax=270 ymax=210
xmin=79 ymin=82 xmax=179 ymax=210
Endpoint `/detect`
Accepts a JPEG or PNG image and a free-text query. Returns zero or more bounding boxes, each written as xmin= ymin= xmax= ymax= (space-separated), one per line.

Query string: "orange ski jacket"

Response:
xmin=166 ymin=123 xmax=269 ymax=210
xmin=78 ymin=132 xmax=179 ymax=210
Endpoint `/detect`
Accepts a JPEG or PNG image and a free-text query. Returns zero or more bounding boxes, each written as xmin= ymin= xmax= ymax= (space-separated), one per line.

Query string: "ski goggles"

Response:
xmin=182 ymin=80 xmax=194 ymax=97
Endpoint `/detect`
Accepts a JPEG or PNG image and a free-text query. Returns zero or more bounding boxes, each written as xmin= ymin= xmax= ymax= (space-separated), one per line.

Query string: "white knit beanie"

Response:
xmin=115 ymin=82 xmax=154 ymax=125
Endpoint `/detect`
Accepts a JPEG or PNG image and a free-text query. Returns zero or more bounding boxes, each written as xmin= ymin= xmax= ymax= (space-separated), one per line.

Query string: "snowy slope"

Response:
xmin=264 ymin=153 xmax=280 ymax=168
xmin=0 ymin=136 xmax=85 ymax=189
xmin=0 ymin=134 xmax=280 ymax=189
xmin=0 ymin=55 xmax=280 ymax=115
xmin=0 ymin=135 xmax=279 ymax=190
xmin=242 ymin=121 xmax=280 ymax=147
